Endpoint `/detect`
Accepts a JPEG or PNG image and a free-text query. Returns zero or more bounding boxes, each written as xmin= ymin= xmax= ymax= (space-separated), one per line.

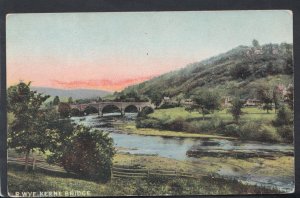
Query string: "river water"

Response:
xmin=70 ymin=113 xmax=294 ymax=192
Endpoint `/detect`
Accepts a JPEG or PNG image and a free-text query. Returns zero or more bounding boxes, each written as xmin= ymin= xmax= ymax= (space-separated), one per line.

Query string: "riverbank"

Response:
xmin=117 ymin=122 xmax=236 ymax=140
xmin=8 ymin=151 xmax=288 ymax=196
xmin=114 ymin=153 xmax=294 ymax=184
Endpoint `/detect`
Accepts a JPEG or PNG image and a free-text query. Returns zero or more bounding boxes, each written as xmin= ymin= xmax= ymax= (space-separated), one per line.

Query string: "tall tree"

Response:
xmin=256 ymin=85 xmax=273 ymax=113
xmin=229 ymin=97 xmax=245 ymax=123
xmin=53 ymin=96 xmax=60 ymax=105
xmin=252 ymin=39 xmax=260 ymax=48
xmin=68 ymin=97 xmax=73 ymax=104
xmin=285 ymin=85 xmax=294 ymax=110
xmin=7 ymin=82 xmax=50 ymax=170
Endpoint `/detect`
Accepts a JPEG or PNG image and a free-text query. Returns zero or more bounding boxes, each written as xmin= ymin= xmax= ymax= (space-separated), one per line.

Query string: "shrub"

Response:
xmin=58 ymin=125 xmax=115 ymax=182
xmin=223 ymin=124 xmax=240 ymax=137
xmin=136 ymin=118 xmax=162 ymax=129
xmin=238 ymin=122 xmax=281 ymax=143
xmin=273 ymin=105 xmax=293 ymax=126
xmin=277 ymin=125 xmax=293 ymax=143
xmin=166 ymin=117 xmax=185 ymax=131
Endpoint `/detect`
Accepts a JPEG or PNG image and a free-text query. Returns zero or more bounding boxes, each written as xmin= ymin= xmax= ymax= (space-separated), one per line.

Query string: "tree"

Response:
xmin=285 ymin=85 xmax=293 ymax=109
xmin=228 ymin=97 xmax=245 ymax=123
xmin=51 ymin=125 xmax=115 ymax=182
xmin=273 ymin=86 xmax=284 ymax=113
xmin=256 ymin=85 xmax=273 ymax=113
xmin=97 ymin=97 xmax=103 ymax=102
xmin=252 ymin=39 xmax=260 ymax=48
xmin=273 ymin=105 xmax=293 ymax=143
xmin=58 ymin=102 xmax=71 ymax=118
xmin=273 ymin=105 xmax=293 ymax=126
xmin=7 ymin=82 xmax=50 ymax=171
xmin=230 ymin=63 xmax=252 ymax=80
xmin=148 ymin=92 xmax=163 ymax=107
xmin=53 ymin=96 xmax=60 ymax=105
xmin=191 ymin=90 xmax=221 ymax=119
xmin=68 ymin=97 xmax=73 ymax=104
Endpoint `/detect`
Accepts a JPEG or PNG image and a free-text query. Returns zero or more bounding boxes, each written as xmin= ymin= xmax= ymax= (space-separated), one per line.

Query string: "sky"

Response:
xmin=6 ymin=10 xmax=293 ymax=91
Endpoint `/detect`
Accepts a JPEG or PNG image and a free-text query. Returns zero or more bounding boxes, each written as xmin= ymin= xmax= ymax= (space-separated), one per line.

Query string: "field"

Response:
xmin=149 ymin=107 xmax=276 ymax=123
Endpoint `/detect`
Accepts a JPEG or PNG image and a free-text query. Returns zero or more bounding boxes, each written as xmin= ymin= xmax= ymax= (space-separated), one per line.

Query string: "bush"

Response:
xmin=136 ymin=118 xmax=162 ymax=129
xmin=223 ymin=124 xmax=240 ymax=137
xmin=277 ymin=125 xmax=293 ymax=143
xmin=166 ymin=117 xmax=185 ymax=131
xmin=58 ymin=125 xmax=115 ymax=182
xmin=238 ymin=122 xmax=280 ymax=142
xmin=273 ymin=105 xmax=293 ymax=126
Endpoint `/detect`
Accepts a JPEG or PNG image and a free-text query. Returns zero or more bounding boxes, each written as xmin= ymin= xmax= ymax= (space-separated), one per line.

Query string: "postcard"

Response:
xmin=6 ymin=11 xmax=294 ymax=196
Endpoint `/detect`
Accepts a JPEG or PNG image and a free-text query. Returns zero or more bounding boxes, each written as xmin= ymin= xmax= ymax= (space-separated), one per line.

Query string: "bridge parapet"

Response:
xmin=70 ymin=101 xmax=154 ymax=115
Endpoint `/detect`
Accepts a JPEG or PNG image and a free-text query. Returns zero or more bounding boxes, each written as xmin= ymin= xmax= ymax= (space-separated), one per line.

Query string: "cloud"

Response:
xmin=51 ymin=75 xmax=156 ymax=91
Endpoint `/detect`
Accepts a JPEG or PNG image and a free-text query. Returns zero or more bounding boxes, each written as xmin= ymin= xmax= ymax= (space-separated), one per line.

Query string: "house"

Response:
xmin=180 ymin=98 xmax=194 ymax=105
xmin=244 ymin=98 xmax=261 ymax=107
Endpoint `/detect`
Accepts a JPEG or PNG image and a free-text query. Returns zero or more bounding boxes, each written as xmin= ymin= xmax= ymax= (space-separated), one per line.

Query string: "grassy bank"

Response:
xmin=118 ymin=122 xmax=236 ymax=140
xmin=8 ymin=160 xmax=281 ymax=196
xmin=149 ymin=107 xmax=276 ymax=122
xmin=135 ymin=107 xmax=287 ymax=143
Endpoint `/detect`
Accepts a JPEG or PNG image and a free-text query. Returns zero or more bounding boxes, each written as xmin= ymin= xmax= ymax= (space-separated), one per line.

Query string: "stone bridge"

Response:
xmin=70 ymin=101 xmax=155 ymax=116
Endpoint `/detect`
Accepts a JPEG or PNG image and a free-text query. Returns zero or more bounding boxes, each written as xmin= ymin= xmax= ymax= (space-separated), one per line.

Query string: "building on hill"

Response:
xmin=244 ymin=98 xmax=261 ymax=107
xmin=180 ymin=98 xmax=194 ymax=105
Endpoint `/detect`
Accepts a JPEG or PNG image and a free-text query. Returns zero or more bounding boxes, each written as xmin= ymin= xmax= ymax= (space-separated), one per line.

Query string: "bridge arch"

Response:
xmin=101 ymin=104 xmax=122 ymax=116
xmin=124 ymin=105 xmax=139 ymax=113
xmin=83 ymin=105 xmax=98 ymax=115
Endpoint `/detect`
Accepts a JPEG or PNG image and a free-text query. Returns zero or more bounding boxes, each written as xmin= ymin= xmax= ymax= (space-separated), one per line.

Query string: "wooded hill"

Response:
xmin=121 ymin=42 xmax=293 ymax=100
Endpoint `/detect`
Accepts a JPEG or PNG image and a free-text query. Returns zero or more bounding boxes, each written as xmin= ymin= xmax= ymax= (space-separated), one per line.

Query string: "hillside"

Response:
xmin=122 ymin=43 xmax=293 ymax=99
xmin=32 ymin=87 xmax=111 ymax=100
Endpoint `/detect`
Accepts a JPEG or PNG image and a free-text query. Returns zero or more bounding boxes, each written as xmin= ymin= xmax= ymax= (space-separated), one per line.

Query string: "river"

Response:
xmin=70 ymin=113 xmax=294 ymax=192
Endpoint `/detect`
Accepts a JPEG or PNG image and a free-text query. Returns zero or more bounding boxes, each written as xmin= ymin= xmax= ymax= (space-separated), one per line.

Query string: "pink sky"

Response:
xmin=7 ymin=55 xmax=203 ymax=91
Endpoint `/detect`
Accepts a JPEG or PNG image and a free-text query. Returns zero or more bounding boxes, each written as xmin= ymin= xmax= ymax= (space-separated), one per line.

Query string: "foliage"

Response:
xmin=252 ymin=39 xmax=260 ymax=48
xmin=121 ymin=43 xmax=293 ymax=101
xmin=276 ymin=125 xmax=293 ymax=143
xmin=114 ymin=90 xmax=149 ymax=102
xmin=256 ymin=84 xmax=273 ymax=113
xmin=273 ymin=105 xmax=294 ymax=143
xmin=58 ymin=102 xmax=71 ymax=118
xmin=230 ymin=63 xmax=252 ymax=80
xmin=148 ymin=92 xmax=163 ymax=107
xmin=191 ymin=90 xmax=221 ymax=119
xmin=53 ymin=96 xmax=60 ymax=105
xmin=285 ymin=85 xmax=293 ymax=109
xmin=273 ymin=105 xmax=293 ymax=126
xmin=49 ymin=125 xmax=115 ymax=182
xmin=137 ymin=106 xmax=154 ymax=118
xmin=228 ymin=97 xmax=244 ymax=123
xmin=68 ymin=97 xmax=73 ymax=104
xmin=221 ymin=123 xmax=240 ymax=137
xmin=7 ymin=82 xmax=51 ymax=170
